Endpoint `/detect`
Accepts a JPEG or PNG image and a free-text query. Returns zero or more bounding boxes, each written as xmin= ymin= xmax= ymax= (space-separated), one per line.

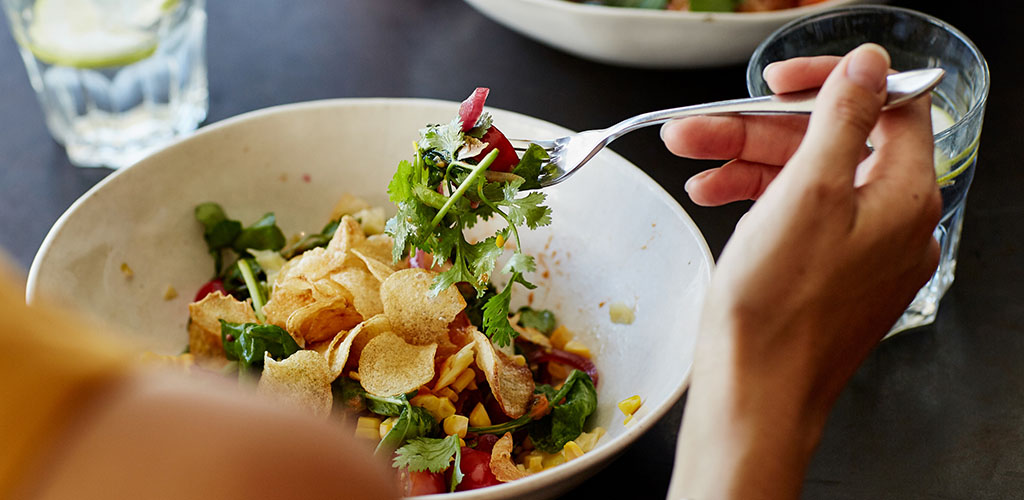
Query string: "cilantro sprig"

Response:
xmin=385 ymin=113 xmax=553 ymax=346
xmin=393 ymin=435 xmax=464 ymax=492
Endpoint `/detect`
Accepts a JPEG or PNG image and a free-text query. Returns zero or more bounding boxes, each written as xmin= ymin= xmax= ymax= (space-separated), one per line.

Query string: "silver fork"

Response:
xmin=510 ymin=68 xmax=945 ymax=189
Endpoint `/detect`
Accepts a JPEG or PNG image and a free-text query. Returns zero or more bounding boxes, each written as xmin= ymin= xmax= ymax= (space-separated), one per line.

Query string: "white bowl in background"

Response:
xmin=462 ymin=0 xmax=867 ymax=68
xmin=27 ymin=98 xmax=713 ymax=499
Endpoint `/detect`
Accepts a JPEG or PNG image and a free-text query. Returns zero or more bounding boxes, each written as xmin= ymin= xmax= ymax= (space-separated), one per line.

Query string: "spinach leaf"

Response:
xmin=331 ymin=377 xmax=367 ymax=413
xmin=518 ymin=307 xmax=557 ymax=335
xmin=220 ymin=321 xmax=301 ymax=369
xmin=529 ymin=370 xmax=598 ymax=453
xmin=195 ymin=202 xmax=242 ymax=274
xmin=232 ymin=213 xmax=286 ymax=253
xmin=511 ymin=144 xmax=550 ymax=190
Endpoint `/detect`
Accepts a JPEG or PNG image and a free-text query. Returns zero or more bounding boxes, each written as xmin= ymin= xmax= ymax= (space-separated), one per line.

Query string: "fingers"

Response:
xmin=685 ymin=160 xmax=782 ymax=206
xmin=763 ymin=56 xmax=842 ymax=94
xmin=662 ymin=115 xmax=809 ymax=165
xmin=785 ymin=44 xmax=890 ymax=187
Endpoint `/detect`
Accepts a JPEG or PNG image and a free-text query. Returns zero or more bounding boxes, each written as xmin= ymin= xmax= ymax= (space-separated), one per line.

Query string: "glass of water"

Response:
xmin=1 ymin=0 xmax=208 ymax=169
xmin=746 ymin=5 xmax=990 ymax=336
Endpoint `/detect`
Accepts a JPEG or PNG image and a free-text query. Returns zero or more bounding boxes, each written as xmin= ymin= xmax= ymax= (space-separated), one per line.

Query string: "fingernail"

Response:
xmin=762 ymin=62 xmax=780 ymax=82
xmin=684 ymin=170 xmax=710 ymax=193
xmin=660 ymin=121 xmax=674 ymax=141
xmin=845 ymin=43 xmax=890 ymax=92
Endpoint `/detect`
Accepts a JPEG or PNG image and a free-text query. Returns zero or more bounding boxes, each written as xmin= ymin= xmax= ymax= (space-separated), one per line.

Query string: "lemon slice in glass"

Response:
xmin=24 ymin=0 xmax=179 ymax=69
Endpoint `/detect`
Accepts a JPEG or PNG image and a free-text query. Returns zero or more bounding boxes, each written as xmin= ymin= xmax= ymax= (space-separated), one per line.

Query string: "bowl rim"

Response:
xmin=26 ymin=97 xmax=714 ymax=499
xmin=474 ymin=0 xmax=861 ymax=22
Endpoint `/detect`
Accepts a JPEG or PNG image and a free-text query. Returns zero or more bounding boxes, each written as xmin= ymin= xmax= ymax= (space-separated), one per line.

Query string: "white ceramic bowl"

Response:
xmin=462 ymin=0 xmax=867 ymax=68
xmin=27 ymin=99 xmax=713 ymax=499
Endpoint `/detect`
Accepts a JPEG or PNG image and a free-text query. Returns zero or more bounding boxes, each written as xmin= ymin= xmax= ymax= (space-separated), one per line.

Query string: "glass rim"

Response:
xmin=745 ymin=4 xmax=990 ymax=143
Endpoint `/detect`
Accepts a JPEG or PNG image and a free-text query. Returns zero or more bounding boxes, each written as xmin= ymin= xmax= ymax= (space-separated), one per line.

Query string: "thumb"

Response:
xmin=787 ymin=43 xmax=890 ymax=186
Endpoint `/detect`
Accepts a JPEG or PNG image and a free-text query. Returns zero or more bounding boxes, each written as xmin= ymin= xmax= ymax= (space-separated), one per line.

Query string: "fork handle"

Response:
xmin=603 ymin=69 xmax=942 ymax=140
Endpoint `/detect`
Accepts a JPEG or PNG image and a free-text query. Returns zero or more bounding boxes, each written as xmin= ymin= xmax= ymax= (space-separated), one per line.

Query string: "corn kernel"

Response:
xmin=379 ymin=417 xmax=399 ymax=439
xmin=562 ymin=441 xmax=584 ymax=461
xmin=562 ymin=339 xmax=591 ymax=359
xmin=459 ymin=437 xmax=466 ymax=447
xmin=526 ymin=454 xmax=544 ymax=473
xmin=452 ymin=368 xmax=476 ymax=392
xmin=575 ymin=427 xmax=606 ymax=452
xmin=495 ymin=234 xmax=505 ymax=248
xmin=356 ymin=417 xmax=382 ymax=440
xmin=348 ymin=371 xmax=361 ymax=381
xmin=411 ymin=394 xmax=441 ymax=417
xmin=443 ymin=414 xmax=469 ymax=438
xmin=511 ymin=354 xmax=527 ymax=366
xmin=436 ymin=387 xmax=458 ymax=402
xmin=436 ymin=397 xmax=457 ymax=421
xmin=618 ymin=395 xmax=642 ymax=416
xmin=542 ymin=450 xmax=566 ymax=469
xmin=466 ymin=377 xmax=478 ymax=391
xmin=623 ymin=414 xmax=634 ymax=426
xmin=434 ymin=344 xmax=476 ymax=391
xmin=549 ymin=325 xmax=573 ymax=350
xmin=469 ymin=402 xmax=491 ymax=428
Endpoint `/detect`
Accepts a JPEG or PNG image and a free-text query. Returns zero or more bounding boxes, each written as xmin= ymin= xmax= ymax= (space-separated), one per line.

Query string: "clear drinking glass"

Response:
xmin=746 ymin=5 xmax=990 ymax=336
xmin=1 ymin=0 xmax=208 ymax=169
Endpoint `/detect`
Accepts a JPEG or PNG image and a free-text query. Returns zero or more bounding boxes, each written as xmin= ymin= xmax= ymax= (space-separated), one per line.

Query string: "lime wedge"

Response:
xmin=23 ymin=0 xmax=178 ymax=69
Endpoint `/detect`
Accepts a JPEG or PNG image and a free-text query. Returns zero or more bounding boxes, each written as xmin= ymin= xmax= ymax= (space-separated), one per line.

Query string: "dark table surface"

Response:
xmin=2 ymin=1 xmax=1023 ymax=498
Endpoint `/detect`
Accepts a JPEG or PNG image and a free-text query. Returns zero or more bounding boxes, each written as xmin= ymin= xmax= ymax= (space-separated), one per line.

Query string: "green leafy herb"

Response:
xmin=331 ymin=377 xmax=367 ymax=413
xmin=232 ymin=213 xmax=286 ymax=253
xmin=385 ymin=108 xmax=554 ymax=347
xmin=376 ymin=398 xmax=438 ymax=457
xmin=393 ymin=435 xmax=464 ymax=492
xmin=194 ymin=203 xmax=287 ymax=277
xmin=469 ymin=370 xmax=595 ymax=439
xmin=220 ymin=321 xmax=301 ymax=370
xmin=530 ymin=370 xmax=598 ymax=453
xmin=518 ymin=307 xmax=557 ymax=335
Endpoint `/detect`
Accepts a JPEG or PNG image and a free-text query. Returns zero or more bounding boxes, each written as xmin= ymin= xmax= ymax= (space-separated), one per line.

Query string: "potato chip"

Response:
xmin=381 ymin=269 xmax=466 ymax=346
xmin=330 ymin=268 xmax=383 ymax=319
xmin=472 ymin=329 xmax=534 ymax=419
xmin=348 ymin=314 xmax=393 ymax=366
xmin=257 ymin=350 xmax=333 ymax=418
xmin=358 ymin=331 xmax=437 ymax=397
xmin=326 ymin=216 xmax=366 ymax=260
xmin=323 ymin=325 xmax=362 ymax=381
xmin=351 ymin=248 xmax=395 ymax=283
xmin=329 ymin=193 xmax=372 ymax=221
xmin=187 ymin=292 xmax=256 ymax=361
xmin=354 ymin=234 xmax=396 ymax=266
xmin=490 ymin=432 xmax=528 ymax=482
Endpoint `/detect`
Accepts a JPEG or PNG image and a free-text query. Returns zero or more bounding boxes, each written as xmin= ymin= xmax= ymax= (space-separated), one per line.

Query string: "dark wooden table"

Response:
xmin=2 ymin=1 xmax=1022 ymax=498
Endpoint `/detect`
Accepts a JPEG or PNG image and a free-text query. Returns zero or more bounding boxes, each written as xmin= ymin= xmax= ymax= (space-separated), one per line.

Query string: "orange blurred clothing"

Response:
xmin=0 ymin=265 xmax=129 ymax=497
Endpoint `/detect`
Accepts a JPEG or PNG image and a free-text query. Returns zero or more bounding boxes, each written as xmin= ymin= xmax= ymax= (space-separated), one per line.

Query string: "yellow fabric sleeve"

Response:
xmin=0 ymin=265 xmax=129 ymax=497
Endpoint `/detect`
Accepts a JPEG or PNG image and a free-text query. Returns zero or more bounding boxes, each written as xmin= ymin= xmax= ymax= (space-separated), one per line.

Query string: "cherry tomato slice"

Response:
xmin=193 ymin=279 xmax=226 ymax=302
xmin=456 ymin=447 xmax=502 ymax=491
xmin=458 ymin=87 xmax=490 ymax=132
xmin=398 ymin=467 xmax=446 ymax=496
xmin=474 ymin=125 xmax=519 ymax=173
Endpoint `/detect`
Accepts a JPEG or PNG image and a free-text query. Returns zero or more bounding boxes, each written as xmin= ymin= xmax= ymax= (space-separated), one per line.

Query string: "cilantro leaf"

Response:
xmin=502 ymin=252 xmax=536 ymax=275
xmin=388 ymin=160 xmax=415 ymax=204
xmin=393 ymin=435 xmax=464 ymax=492
xmin=501 ymin=191 xmax=552 ymax=229
xmin=466 ymin=112 xmax=493 ymax=138
xmin=482 ymin=279 xmax=516 ymax=347
xmin=419 ymin=117 xmax=465 ymax=162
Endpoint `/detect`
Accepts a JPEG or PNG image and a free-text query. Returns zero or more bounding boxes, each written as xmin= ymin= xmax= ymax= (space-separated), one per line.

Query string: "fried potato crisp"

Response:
xmin=358 ymin=331 xmax=437 ymax=397
xmin=490 ymin=432 xmax=528 ymax=482
xmin=348 ymin=314 xmax=393 ymax=368
xmin=472 ymin=329 xmax=534 ymax=419
xmin=187 ymin=292 xmax=256 ymax=361
xmin=380 ymin=269 xmax=466 ymax=346
xmin=264 ymin=217 xmax=403 ymax=345
xmin=323 ymin=325 xmax=363 ymax=381
xmin=329 ymin=193 xmax=372 ymax=221
xmin=257 ymin=350 xmax=333 ymax=418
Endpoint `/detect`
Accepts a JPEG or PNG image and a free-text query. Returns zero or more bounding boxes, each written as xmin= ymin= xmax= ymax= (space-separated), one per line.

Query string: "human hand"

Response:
xmin=666 ymin=44 xmax=941 ymax=499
